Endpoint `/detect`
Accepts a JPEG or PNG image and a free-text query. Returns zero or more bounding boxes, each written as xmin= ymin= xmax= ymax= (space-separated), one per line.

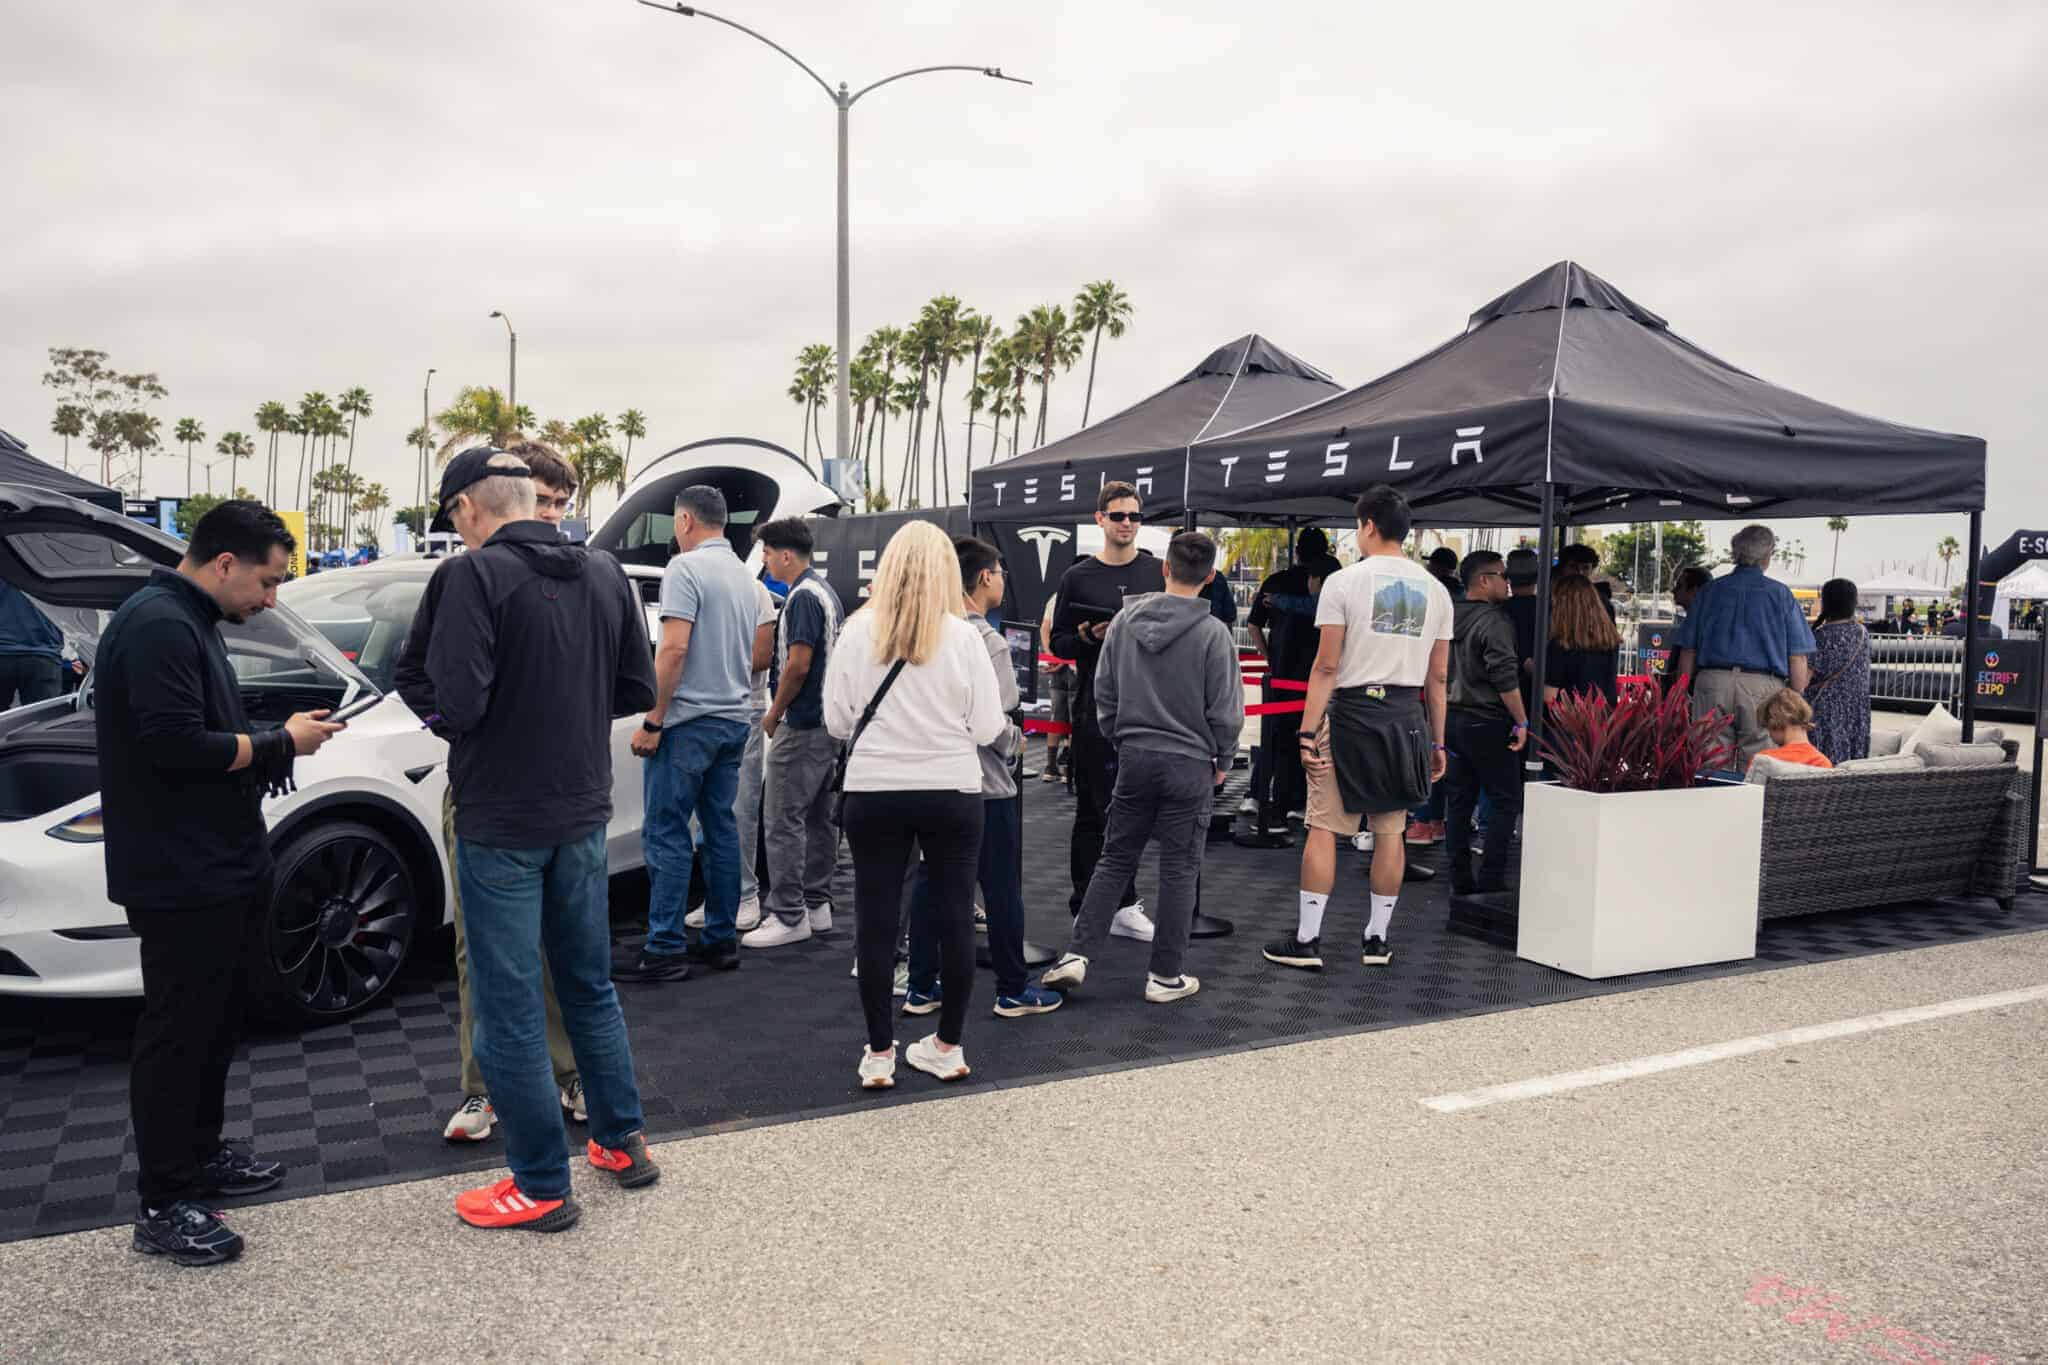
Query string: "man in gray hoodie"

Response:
xmin=1042 ymin=532 xmax=1244 ymax=1004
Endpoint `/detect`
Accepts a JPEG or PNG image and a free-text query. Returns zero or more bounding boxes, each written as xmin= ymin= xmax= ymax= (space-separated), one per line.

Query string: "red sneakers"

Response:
xmin=454 ymin=1177 xmax=580 ymax=1232
xmin=587 ymin=1133 xmax=661 ymax=1189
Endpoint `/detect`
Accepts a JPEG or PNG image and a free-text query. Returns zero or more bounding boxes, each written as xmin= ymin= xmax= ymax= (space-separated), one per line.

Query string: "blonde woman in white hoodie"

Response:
xmin=824 ymin=520 xmax=1005 ymax=1089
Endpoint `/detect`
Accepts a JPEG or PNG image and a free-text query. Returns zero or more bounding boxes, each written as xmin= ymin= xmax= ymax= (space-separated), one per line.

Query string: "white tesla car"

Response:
xmin=0 ymin=440 xmax=841 ymax=1023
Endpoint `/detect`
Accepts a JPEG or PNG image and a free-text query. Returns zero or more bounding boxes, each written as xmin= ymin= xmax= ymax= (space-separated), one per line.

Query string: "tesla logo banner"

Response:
xmin=1014 ymin=526 xmax=1071 ymax=578
xmin=991 ymin=522 xmax=1076 ymax=626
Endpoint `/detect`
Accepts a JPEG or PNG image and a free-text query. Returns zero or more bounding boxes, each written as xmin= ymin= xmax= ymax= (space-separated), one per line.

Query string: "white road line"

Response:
xmin=1420 ymin=984 xmax=2048 ymax=1114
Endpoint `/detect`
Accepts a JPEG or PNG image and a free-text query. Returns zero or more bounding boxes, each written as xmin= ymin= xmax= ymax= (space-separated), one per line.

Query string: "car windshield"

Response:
xmin=279 ymin=564 xmax=430 ymax=695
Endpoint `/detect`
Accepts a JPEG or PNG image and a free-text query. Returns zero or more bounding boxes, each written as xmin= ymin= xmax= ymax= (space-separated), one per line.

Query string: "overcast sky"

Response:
xmin=4 ymin=1 xmax=2042 ymax=582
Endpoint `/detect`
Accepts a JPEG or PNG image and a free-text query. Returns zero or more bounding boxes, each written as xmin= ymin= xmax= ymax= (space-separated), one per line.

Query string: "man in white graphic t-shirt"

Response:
xmin=1262 ymin=484 xmax=1452 ymax=973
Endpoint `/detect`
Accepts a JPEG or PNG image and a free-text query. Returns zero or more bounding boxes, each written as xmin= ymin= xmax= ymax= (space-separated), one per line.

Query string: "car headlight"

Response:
xmin=47 ymin=808 xmax=104 ymax=843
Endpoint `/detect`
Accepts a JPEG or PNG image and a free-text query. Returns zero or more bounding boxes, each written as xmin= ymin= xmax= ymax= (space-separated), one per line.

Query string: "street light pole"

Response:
xmin=636 ymin=1 xmax=1028 ymax=480
xmin=420 ymin=367 xmax=436 ymax=530
xmin=489 ymin=311 xmax=516 ymax=421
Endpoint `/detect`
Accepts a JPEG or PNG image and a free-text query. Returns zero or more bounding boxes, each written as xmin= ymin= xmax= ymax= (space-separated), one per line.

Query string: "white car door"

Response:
xmin=602 ymin=588 xmax=663 ymax=873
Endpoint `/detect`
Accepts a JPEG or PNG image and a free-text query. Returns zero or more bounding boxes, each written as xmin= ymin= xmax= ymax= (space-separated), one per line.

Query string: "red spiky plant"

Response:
xmin=1535 ymin=677 xmax=1735 ymax=793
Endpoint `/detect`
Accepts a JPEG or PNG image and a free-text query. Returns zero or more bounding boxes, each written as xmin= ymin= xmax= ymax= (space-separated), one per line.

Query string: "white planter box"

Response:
xmin=1516 ymin=781 xmax=1762 ymax=979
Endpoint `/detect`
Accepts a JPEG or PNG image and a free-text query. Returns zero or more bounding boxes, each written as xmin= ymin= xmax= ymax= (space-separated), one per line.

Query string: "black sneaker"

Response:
xmin=614 ymin=948 xmax=691 ymax=983
xmin=1233 ymin=829 xmax=1294 ymax=850
xmin=195 ymin=1141 xmax=286 ymax=1197
xmin=1261 ymin=934 xmax=1324 ymax=970
xmin=1361 ymin=934 xmax=1393 ymax=966
xmin=685 ymin=938 xmax=740 ymax=972
xmin=134 ymin=1201 xmax=244 ymax=1266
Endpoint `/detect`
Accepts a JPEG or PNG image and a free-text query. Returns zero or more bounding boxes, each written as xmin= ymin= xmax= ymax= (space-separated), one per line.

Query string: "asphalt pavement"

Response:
xmin=6 ymin=930 xmax=2044 ymax=1362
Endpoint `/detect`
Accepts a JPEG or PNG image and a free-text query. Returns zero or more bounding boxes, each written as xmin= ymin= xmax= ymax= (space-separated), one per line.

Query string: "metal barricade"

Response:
xmin=1867 ymin=635 xmax=1964 ymax=711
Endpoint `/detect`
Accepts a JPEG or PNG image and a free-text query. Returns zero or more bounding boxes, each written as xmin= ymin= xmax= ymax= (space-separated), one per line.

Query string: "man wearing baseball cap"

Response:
xmin=414 ymin=447 xmax=662 ymax=1231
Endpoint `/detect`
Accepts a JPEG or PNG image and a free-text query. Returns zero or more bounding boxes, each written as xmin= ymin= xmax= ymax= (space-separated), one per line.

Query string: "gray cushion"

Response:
xmin=1976 ymin=725 xmax=2006 ymax=745
xmin=1903 ymin=703 xmax=1962 ymax=756
xmin=1746 ymin=753 xmax=1840 ymax=783
xmin=1916 ymin=741 xmax=2011 ymax=768
xmin=1835 ymin=754 xmax=1929 ymax=775
xmin=1869 ymin=730 xmax=1905 ymax=757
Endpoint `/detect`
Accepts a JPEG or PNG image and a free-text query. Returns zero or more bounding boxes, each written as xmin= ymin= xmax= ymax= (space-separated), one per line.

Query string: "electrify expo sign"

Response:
xmin=976 ymin=427 xmax=1489 ymax=509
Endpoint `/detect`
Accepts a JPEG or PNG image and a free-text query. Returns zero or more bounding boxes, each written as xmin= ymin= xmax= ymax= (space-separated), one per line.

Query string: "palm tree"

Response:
xmin=848 ymin=359 xmax=889 ymax=502
xmin=1072 ymin=280 xmax=1133 ymax=427
xmin=787 ymin=344 xmax=833 ymax=470
xmin=892 ymin=373 xmax=923 ymax=507
xmin=433 ymin=387 xmax=520 ymax=462
xmin=173 ymin=418 xmax=205 ymax=497
xmin=337 ymin=386 xmax=372 ymax=549
xmin=122 ymin=412 xmax=161 ymax=496
xmin=51 ymin=405 xmax=84 ymax=471
xmin=918 ymin=298 xmax=971 ymax=504
xmin=1936 ymin=534 xmax=1961 ymax=589
xmin=214 ymin=431 xmax=252 ymax=498
xmin=617 ymin=408 xmax=647 ymax=475
xmin=958 ymin=315 xmax=998 ymax=471
xmin=1825 ymin=516 xmax=1849 ymax=576
xmin=866 ymin=326 xmax=904 ymax=500
xmin=354 ymin=481 xmax=390 ymax=551
xmin=1002 ymin=333 xmax=1032 ymax=455
xmin=254 ymin=401 xmax=289 ymax=505
xmin=1017 ymin=304 xmax=1083 ymax=447
xmin=292 ymin=394 xmax=326 ymax=512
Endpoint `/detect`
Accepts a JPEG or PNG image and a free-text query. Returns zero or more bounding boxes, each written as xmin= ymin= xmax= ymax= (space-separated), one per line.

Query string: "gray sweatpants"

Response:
xmin=1067 ymin=747 xmax=1213 ymax=980
xmin=1692 ymin=667 xmax=1786 ymax=768
xmin=737 ymin=711 xmax=766 ymax=902
xmin=763 ymin=724 xmax=842 ymax=925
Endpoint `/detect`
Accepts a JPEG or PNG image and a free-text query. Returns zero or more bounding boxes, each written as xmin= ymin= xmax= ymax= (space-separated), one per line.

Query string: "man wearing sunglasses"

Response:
xmin=1048 ymin=482 xmax=1158 ymax=943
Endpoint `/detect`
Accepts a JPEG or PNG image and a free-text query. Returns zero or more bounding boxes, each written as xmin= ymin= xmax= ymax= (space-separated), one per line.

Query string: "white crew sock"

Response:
xmin=1296 ymin=891 xmax=1328 ymax=942
xmin=1366 ymin=893 xmax=1397 ymax=940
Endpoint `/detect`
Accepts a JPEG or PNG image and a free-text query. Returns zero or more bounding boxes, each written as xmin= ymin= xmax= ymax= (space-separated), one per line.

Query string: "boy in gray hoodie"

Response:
xmin=1042 ymin=533 xmax=1244 ymax=1003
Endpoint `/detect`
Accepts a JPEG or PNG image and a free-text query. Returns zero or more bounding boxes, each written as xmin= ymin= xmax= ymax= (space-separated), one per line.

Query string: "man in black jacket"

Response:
xmin=97 ymin=501 xmax=343 ymax=1266
xmin=1442 ymin=551 xmax=1529 ymax=894
xmin=1241 ymin=527 xmax=1339 ymax=847
xmin=423 ymin=449 xmax=663 ymax=1232
xmin=1049 ymin=481 xmax=1160 ymax=940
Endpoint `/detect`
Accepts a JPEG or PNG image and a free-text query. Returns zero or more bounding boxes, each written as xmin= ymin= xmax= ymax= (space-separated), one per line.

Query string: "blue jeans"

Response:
xmin=909 ymin=794 xmax=1026 ymax=997
xmin=457 ymin=829 xmax=643 ymax=1201
xmin=643 ymin=716 xmax=748 ymax=954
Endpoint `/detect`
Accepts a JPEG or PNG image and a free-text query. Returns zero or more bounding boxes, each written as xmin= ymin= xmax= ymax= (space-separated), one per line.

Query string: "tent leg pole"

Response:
xmin=1527 ymin=484 xmax=1559 ymax=773
xmin=1962 ymin=511 xmax=1982 ymax=743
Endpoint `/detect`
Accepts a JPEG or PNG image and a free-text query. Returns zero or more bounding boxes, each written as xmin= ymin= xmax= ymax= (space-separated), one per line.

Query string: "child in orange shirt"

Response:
xmin=1749 ymin=688 xmax=1834 ymax=771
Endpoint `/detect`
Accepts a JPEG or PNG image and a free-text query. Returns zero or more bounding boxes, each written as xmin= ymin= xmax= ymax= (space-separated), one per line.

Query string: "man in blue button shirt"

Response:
xmin=1676 ymin=525 xmax=1816 ymax=766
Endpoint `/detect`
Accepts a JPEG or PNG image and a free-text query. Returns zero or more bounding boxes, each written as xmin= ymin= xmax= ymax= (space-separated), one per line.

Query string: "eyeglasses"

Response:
xmin=1102 ymin=512 xmax=1141 ymax=524
xmin=536 ymin=493 xmax=573 ymax=512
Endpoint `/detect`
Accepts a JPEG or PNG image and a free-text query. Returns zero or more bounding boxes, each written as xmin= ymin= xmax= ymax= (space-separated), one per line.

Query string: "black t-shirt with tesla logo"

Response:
xmin=1049 ymin=551 xmax=1162 ymax=721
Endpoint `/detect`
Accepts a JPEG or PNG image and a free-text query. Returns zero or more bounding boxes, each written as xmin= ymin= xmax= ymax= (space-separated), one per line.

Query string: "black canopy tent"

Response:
xmin=969 ymin=334 xmax=1339 ymax=524
xmin=1177 ymin=262 xmax=1990 ymax=746
xmin=0 ymin=429 xmax=124 ymax=512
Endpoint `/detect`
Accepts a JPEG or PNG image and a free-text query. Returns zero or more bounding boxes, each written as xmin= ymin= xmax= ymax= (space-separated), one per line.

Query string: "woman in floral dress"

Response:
xmin=1805 ymin=578 xmax=1870 ymax=764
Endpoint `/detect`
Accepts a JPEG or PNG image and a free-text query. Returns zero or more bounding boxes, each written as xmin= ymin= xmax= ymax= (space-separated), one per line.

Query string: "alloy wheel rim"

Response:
xmin=271 ymin=834 xmax=413 ymax=1015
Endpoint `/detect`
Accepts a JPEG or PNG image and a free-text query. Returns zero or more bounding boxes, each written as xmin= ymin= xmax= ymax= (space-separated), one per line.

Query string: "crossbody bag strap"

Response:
xmin=845 ymin=658 xmax=908 ymax=757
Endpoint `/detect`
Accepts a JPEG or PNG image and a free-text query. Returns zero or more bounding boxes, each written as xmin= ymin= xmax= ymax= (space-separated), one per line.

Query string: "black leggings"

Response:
xmin=843 ymin=789 xmax=981 ymax=1052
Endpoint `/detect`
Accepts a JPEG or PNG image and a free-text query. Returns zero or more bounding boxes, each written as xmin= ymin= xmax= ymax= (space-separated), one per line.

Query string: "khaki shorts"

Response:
xmin=1303 ymin=718 xmax=1408 ymax=837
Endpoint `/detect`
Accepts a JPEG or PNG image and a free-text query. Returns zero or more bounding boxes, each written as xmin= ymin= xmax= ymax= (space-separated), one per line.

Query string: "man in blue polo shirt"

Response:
xmin=743 ymin=517 xmax=845 ymax=949
xmin=1676 ymin=525 xmax=1815 ymax=766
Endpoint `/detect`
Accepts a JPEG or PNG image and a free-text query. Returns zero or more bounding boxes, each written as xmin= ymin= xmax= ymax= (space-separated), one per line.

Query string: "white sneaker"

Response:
xmin=1110 ymin=903 xmax=1156 ymax=942
xmin=1352 ymin=831 xmax=1374 ymax=853
xmin=1237 ymin=797 xmax=1257 ymax=816
xmin=741 ymin=916 xmax=813 ymax=949
xmin=1041 ymin=952 xmax=1088 ymax=989
xmin=973 ymin=904 xmax=989 ymax=934
xmin=684 ymin=905 xmax=706 ymax=929
xmin=1145 ymin=972 xmax=1201 ymax=1003
xmin=559 ymin=1079 xmax=586 ymax=1124
xmin=859 ymin=1042 xmax=898 ymax=1090
xmin=906 ymin=1033 xmax=971 ymax=1081
xmin=850 ymin=957 xmax=860 ymax=978
xmin=892 ymin=961 xmax=910 ymax=997
xmin=808 ymin=902 xmax=833 ymax=933
xmin=443 ymin=1095 xmax=494 ymax=1142
xmin=735 ymin=896 xmax=762 ymax=932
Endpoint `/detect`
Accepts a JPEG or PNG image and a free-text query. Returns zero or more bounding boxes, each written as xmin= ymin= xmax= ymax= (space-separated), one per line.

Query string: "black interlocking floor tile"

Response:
xmin=3 ymin=775 xmax=2045 ymax=1244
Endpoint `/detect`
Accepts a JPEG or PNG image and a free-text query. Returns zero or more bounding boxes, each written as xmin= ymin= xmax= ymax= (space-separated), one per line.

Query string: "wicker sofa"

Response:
xmin=1750 ymin=735 xmax=2028 ymax=920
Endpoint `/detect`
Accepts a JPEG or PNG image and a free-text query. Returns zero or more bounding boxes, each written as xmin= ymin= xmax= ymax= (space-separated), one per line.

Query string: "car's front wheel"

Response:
xmin=261 ymin=819 xmax=419 ymax=1024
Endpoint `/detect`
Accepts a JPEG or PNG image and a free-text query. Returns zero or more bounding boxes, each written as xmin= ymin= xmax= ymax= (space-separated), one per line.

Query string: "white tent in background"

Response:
xmin=1859 ymin=569 xmax=1947 ymax=597
xmin=1992 ymin=560 xmax=2048 ymax=631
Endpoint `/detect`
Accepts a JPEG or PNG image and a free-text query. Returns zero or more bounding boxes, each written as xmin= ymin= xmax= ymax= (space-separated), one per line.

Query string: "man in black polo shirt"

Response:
xmin=97 ymin=502 xmax=343 ymax=1266
xmin=1240 ymin=527 xmax=1340 ymax=848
